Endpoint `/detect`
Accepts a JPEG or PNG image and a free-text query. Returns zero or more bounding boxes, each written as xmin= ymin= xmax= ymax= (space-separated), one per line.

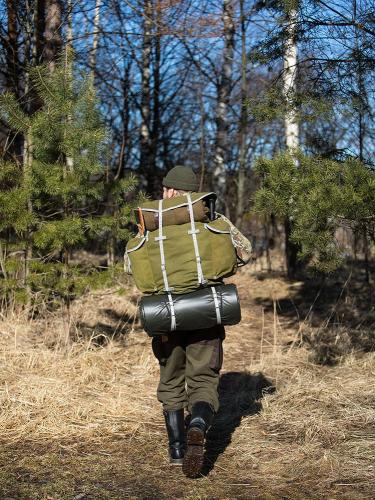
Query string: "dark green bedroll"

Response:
xmin=140 ymin=284 xmax=241 ymax=335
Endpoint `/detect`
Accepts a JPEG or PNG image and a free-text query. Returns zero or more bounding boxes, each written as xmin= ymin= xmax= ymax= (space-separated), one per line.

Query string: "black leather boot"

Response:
xmin=182 ymin=401 xmax=214 ymax=478
xmin=163 ymin=409 xmax=186 ymax=465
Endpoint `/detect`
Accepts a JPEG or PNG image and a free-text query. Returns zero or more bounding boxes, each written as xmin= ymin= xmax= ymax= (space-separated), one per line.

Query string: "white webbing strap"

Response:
xmin=167 ymin=292 xmax=177 ymax=331
xmin=186 ymin=192 xmax=205 ymax=284
xmin=155 ymin=199 xmax=171 ymax=292
xmin=211 ymin=286 xmax=222 ymax=325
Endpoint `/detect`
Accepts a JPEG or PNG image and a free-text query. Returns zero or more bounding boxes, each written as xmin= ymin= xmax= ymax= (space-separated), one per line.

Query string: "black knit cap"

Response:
xmin=163 ymin=165 xmax=198 ymax=191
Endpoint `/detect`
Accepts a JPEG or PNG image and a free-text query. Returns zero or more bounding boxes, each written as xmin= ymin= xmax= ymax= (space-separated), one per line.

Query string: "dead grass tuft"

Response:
xmin=0 ymin=268 xmax=374 ymax=498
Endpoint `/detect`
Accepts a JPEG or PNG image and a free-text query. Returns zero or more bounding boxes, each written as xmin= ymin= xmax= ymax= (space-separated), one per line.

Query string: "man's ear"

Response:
xmin=165 ymin=188 xmax=175 ymax=199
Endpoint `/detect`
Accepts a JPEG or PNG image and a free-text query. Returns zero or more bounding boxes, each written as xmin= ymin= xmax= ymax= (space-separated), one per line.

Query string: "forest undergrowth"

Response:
xmin=0 ymin=257 xmax=374 ymax=499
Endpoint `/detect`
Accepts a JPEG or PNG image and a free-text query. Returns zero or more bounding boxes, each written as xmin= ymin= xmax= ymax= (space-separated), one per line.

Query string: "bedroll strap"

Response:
xmin=186 ymin=192 xmax=205 ymax=284
xmin=155 ymin=199 xmax=172 ymax=292
xmin=211 ymin=286 xmax=222 ymax=325
xmin=167 ymin=292 xmax=177 ymax=331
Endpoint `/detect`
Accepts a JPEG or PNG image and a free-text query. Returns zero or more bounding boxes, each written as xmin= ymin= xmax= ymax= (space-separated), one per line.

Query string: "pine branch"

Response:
xmin=0 ymin=93 xmax=31 ymax=132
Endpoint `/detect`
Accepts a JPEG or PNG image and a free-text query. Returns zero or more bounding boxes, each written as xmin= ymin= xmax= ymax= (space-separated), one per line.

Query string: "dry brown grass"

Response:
xmin=0 ymin=266 xmax=374 ymax=499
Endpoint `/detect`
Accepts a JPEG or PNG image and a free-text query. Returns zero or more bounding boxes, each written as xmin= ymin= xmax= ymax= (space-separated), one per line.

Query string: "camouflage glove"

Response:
xmin=217 ymin=213 xmax=253 ymax=266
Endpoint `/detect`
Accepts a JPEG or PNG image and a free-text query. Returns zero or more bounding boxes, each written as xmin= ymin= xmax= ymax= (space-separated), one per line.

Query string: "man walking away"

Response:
xmin=125 ymin=165 xmax=252 ymax=478
xmin=156 ymin=166 xmax=223 ymax=477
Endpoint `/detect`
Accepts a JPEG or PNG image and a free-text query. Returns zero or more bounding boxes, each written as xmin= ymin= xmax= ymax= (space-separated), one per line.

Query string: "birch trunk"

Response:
xmin=283 ymin=7 xmax=299 ymax=151
xmin=214 ymin=0 xmax=235 ymax=213
xmin=89 ymin=0 xmax=102 ymax=80
xmin=283 ymin=5 xmax=300 ymax=277
xmin=354 ymin=2 xmax=370 ymax=282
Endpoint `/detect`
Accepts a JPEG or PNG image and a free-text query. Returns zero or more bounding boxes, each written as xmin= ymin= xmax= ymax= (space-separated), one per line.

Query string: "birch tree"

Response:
xmin=283 ymin=1 xmax=301 ymax=277
xmin=283 ymin=3 xmax=299 ymax=151
xmin=89 ymin=0 xmax=102 ymax=80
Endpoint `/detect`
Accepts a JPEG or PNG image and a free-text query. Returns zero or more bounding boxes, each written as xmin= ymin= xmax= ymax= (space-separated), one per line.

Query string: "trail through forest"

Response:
xmin=0 ymin=264 xmax=374 ymax=499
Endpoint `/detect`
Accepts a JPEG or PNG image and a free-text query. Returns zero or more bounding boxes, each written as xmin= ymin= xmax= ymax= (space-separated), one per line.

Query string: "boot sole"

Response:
xmin=182 ymin=427 xmax=205 ymax=478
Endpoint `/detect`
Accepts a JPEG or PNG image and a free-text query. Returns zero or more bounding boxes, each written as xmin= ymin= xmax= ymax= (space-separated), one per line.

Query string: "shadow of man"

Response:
xmin=202 ymin=371 xmax=274 ymax=475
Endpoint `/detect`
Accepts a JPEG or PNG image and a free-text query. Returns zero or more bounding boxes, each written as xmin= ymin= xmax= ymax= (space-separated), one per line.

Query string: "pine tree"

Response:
xmin=0 ymin=54 xmax=139 ymax=313
xmin=253 ymin=152 xmax=375 ymax=274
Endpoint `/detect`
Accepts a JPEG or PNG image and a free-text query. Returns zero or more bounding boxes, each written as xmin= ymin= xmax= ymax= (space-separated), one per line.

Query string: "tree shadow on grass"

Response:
xmin=202 ymin=371 xmax=275 ymax=476
xmin=253 ymin=260 xmax=375 ymax=364
xmin=74 ymin=309 xmax=139 ymax=346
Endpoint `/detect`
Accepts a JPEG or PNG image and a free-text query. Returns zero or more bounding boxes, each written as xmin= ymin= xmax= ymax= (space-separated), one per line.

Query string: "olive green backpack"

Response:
xmin=125 ymin=192 xmax=237 ymax=295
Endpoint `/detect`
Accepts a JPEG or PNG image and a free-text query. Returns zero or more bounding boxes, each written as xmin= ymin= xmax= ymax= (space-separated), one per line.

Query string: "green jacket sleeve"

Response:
xmin=216 ymin=213 xmax=253 ymax=266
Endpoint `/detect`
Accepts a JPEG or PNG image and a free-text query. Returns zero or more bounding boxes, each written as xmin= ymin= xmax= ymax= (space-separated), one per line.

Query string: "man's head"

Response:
xmin=162 ymin=165 xmax=198 ymax=199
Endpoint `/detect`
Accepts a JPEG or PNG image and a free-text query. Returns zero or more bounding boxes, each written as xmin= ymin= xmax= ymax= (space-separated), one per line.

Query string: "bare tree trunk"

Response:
xmin=29 ymin=0 xmax=47 ymax=113
xmin=116 ymin=62 xmax=131 ymax=180
xmin=213 ymin=0 xmax=235 ymax=212
xmin=140 ymin=0 xmax=153 ymax=193
xmin=106 ymin=236 xmax=116 ymax=268
xmin=150 ymin=0 xmax=161 ymax=178
xmin=5 ymin=0 xmax=23 ymax=159
xmin=58 ymin=0 xmax=74 ymax=336
xmin=235 ymin=0 xmax=247 ymax=227
xmin=363 ymin=227 xmax=370 ymax=284
xmin=23 ymin=131 xmax=34 ymax=312
xmin=35 ymin=0 xmax=46 ymax=64
xmin=284 ymin=217 xmax=300 ymax=279
xmin=353 ymin=0 xmax=366 ymax=165
xmin=353 ymin=229 xmax=358 ymax=261
xmin=22 ymin=0 xmax=35 ymax=312
xmin=198 ymin=83 xmax=206 ymax=191
xmin=264 ymin=223 xmax=272 ymax=273
xmin=6 ymin=0 xmax=19 ymax=94
xmin=44 ymin=0 xmax=63 ymax=71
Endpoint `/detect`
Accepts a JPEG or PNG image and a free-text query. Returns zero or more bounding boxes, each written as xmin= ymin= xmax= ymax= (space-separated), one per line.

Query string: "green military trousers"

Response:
xmin=151 ymin=325 xmax=225 ymax=413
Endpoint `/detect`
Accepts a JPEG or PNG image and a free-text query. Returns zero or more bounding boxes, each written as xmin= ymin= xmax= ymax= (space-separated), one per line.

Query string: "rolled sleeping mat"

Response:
xmin=139 ymin=284 xmax=241 ymax=335
xmin=135 ymin=201 xmax=209 ymax=232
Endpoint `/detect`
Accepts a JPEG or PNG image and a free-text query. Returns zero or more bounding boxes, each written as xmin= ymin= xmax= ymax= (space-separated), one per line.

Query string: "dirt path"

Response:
xmin=0 ymin=269 xmax=374 ymax=499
